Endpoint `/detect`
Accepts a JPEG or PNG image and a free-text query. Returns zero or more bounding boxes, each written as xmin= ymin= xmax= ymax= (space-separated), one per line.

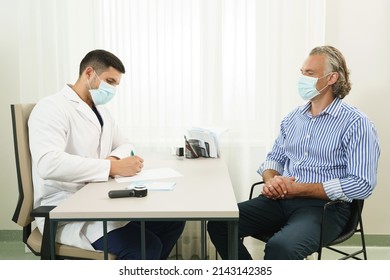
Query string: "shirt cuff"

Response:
xmin=257 ymin=161 xmax=284 ymax=176
xmin=323 ymin=178 xmax=351 ymax=202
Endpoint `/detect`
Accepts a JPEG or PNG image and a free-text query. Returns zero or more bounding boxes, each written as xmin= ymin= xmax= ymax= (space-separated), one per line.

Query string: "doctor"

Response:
xmin=28 ymin=49 xmax=185 ymax=259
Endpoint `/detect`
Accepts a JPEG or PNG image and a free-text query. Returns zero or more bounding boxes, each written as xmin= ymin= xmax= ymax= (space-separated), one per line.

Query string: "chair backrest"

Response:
xmin=11 ymin=103 xmax=36 ymax=227
xmin=327 ymin=199 xmax=364 ymax=245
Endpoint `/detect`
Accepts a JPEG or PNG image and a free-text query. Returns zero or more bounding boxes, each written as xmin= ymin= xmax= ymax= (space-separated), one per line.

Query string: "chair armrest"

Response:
xmin=30 ymin=206 xmax=56 ymax=219
xmin=249 ymin=181 xmax=264 ymax=200
xmin=30 ymin=205 xmax=56 ymax=259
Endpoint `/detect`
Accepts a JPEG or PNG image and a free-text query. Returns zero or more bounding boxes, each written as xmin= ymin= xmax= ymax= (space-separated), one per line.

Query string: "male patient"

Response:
xmin=208 ymin=45 xmax=380 ymax=260
xmin=29 ymin=49 xmax=185 ymax=259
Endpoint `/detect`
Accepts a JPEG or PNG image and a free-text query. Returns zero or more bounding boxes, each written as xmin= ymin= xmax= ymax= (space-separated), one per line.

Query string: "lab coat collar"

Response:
xmin=61 ymin=85 xmax=103 ymax=131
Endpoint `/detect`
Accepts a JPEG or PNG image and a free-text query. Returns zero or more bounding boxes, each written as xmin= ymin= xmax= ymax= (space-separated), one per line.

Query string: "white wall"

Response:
xmin=1 ymin=0 xmax=389 ymax=235
xmin=0 ymin=0 xmax=97 ymax=229
xmin=0 ymin=0 xmax=20 ymax=230
xmin=325 ymin=0 xmax=390 ymax=234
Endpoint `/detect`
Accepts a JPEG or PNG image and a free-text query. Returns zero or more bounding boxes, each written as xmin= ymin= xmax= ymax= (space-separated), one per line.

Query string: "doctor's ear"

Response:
xmin=84 ymin=66 xmax=95 ymax=78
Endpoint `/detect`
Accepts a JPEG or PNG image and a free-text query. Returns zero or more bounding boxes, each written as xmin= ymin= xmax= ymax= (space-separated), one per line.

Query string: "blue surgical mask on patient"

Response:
xmin=297 ymin=73 xmax=331 ymax=101
xmin=88 ymin=71 xmax=116 ymax=105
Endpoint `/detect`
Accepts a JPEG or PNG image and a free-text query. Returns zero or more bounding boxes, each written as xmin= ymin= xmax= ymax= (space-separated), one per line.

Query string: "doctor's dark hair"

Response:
xmin=310 ymin=46 xmax=351 ymax=99
xmin=79 ymin=49 xmax=126 ymax=76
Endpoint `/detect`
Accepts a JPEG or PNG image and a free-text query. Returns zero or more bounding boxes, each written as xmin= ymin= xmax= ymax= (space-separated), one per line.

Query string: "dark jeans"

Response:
xmin=207 ymin=196 xmax=351 ymax=260
xmin=92 ymin=221 xmax=185 ymax=260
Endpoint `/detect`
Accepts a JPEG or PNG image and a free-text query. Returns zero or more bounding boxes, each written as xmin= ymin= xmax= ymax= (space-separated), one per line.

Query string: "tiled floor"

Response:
xmin=1 ymin=240 xmax=390 ymax=260
xmin=0 ymin=241 xmax=39 ymax=260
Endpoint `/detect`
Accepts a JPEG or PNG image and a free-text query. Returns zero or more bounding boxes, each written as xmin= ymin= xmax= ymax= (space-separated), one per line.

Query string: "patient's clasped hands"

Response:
xmin=262 ymin=176 xmax=296 ymax=200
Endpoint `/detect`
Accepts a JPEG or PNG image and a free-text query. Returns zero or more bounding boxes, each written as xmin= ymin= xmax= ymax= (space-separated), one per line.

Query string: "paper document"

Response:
xmin=115 ymin=167 xmax=183 ymax=183
xmin=126 ymin=181 xmax=176 ymax=191
xmin=187 ymin=127 xmax=227 ymax=158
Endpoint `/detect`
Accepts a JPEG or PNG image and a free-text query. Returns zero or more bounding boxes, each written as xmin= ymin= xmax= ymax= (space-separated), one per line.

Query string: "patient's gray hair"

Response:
xmin=310 ymin=46 xmax=351 ymax=99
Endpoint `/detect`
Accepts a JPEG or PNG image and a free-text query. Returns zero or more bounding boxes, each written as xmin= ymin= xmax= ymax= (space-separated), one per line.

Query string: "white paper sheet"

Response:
xmin=115 ymin=167 xmax=183 ymax=183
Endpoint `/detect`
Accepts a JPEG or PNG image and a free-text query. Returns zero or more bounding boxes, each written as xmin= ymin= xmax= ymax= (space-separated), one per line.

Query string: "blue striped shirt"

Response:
xmin=258 ymin=97 xmax=380 ymax=202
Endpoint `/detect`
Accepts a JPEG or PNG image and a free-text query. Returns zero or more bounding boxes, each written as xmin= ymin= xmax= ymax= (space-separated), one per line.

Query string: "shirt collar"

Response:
xmin=300 ymin=97 xmax=343 ymax=118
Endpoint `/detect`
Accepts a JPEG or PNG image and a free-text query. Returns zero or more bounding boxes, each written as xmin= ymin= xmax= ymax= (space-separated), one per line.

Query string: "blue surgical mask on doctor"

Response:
xmin=88 ymin=71 xmax=117 ymax=105
xmin=297 ymin=73 xmax=332 ymax=101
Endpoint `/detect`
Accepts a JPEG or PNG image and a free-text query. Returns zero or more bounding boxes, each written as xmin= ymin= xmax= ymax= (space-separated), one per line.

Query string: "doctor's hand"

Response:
xmin=108 ymin=155 xmax=144 ymax=177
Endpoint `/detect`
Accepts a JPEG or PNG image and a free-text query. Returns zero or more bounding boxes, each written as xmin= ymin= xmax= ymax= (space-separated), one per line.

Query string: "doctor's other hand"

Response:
xmin=109 ymin=155 xmax=144 ymax=177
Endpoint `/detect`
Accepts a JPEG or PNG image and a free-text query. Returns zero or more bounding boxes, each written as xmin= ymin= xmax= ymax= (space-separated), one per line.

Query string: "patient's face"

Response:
xmin=300 ymin=54 xmax=326 ymax=78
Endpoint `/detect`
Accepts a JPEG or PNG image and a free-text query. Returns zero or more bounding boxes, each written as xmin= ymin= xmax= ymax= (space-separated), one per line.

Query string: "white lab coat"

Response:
xmin=29 ymin=85 xmax=132 ymax=251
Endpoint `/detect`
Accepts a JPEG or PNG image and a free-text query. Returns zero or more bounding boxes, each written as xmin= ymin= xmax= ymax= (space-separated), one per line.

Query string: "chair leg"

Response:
xmin=175 ymin=241 xmax=179 ymax=260
xmin=317 ymin=247 xmax=323 ymax=260
xmin=359 ymin=221 xmax=368 ymax=260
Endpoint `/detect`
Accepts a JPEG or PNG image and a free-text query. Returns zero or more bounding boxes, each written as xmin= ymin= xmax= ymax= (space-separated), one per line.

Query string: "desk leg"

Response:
xmin=227 ymin=221 xmax=238 ymax=260
xmin=103 ymin=221 xmax=108 ymax=260
xmin=201 ymin=220 xmax=207 ymax=259
xmin=141 ymin=221 xmax=146 ymax=260
xmin=50 ymin=220 xmax=58 ymax=260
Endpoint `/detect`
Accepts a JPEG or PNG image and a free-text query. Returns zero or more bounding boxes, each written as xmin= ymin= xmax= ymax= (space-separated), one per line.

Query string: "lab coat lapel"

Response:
xmin=96 ymin=108 xmax=112 ymax=157
xmin=63 ymin=87 xmax=102 ymax=132
xmin=76 ymin=102 xmax=102 ymax=132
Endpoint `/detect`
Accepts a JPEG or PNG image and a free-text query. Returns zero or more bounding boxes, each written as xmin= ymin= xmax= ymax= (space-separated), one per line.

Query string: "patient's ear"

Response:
xmin=328 ymin=72 xmax=339 ymax=85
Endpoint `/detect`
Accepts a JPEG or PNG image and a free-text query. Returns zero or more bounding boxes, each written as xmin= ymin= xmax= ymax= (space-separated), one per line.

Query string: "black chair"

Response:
xmin=248 ymin=181 xmax=367 ymax=260
xmin=318 ymin=199 xmax=367 ymax=260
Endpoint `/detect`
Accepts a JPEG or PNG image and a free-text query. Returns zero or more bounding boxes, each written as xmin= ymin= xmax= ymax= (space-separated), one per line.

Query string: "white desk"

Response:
xmin=49 ymin=155 xmax=239 ymax=259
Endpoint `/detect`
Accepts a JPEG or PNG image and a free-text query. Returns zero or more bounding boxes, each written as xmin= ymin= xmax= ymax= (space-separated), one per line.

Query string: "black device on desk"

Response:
xmin=108 ymin=185 xmax=148 ymax=198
